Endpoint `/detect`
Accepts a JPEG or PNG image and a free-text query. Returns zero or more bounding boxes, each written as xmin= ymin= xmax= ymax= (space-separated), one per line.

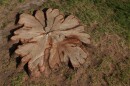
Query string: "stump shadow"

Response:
xmin=8 ymin=13 xmax=30 ymax=75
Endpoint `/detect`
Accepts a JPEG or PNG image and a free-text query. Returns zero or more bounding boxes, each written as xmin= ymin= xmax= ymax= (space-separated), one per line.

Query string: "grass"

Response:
xmin=41 ymin=0 xmax=130 ymax=85
xmin=18 ymin=0 xmax=25 ymax=3
xmin=0 ymin=0 xmax=9 ymax=5
xmin=0 ymin=22 xmax=7 ymax=30
xmin=0 ymin=0 xmax=24 ymax=5
xmin=0 ymin=0 xmax=129 ymax=85
xmin=42 ymin=0 xmax=129 ymax=43
xmin=11 ymin=72 xmax=25 ymax=86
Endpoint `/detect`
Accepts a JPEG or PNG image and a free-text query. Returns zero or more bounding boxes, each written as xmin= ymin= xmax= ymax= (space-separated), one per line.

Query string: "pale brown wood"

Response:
xmin=11 ymin=8 xmax=90 ymax=76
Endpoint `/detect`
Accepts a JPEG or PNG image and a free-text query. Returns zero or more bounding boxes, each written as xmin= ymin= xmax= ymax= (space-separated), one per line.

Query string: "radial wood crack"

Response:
xmin=11 ymin=8 xmax=91 ymax=76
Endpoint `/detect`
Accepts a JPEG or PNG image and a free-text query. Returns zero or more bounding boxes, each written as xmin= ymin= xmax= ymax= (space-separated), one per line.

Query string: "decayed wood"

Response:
xmin=11 ymin=8 xmax=90 ymax=76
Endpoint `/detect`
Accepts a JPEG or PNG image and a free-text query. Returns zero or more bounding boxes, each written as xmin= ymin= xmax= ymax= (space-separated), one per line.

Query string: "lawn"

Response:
xmin=0 ymin=0 xmax=129 ymax=86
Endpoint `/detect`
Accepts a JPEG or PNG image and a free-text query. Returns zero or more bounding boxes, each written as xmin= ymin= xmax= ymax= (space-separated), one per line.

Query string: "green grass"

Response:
xmin=0 ymin=0 xmax=25 ymax=5
xmin=42 ymin=0 xmax=129 ymax=43
xmin=11 ymin=72 xmax=25 ymax=86
xmin=0 ymin=0 xmax=9 ymax=5
xmin=18 ymin=0 xmax=25 ymax=3
xmin=0 ymin=0 xmax=129 ymax=85
xmin=42 ymin=0 xmax=130 ymax=85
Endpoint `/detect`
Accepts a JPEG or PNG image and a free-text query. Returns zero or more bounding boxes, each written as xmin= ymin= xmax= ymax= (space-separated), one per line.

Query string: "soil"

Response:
xmin=0 ymin=0 xmax=129 ymax=86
